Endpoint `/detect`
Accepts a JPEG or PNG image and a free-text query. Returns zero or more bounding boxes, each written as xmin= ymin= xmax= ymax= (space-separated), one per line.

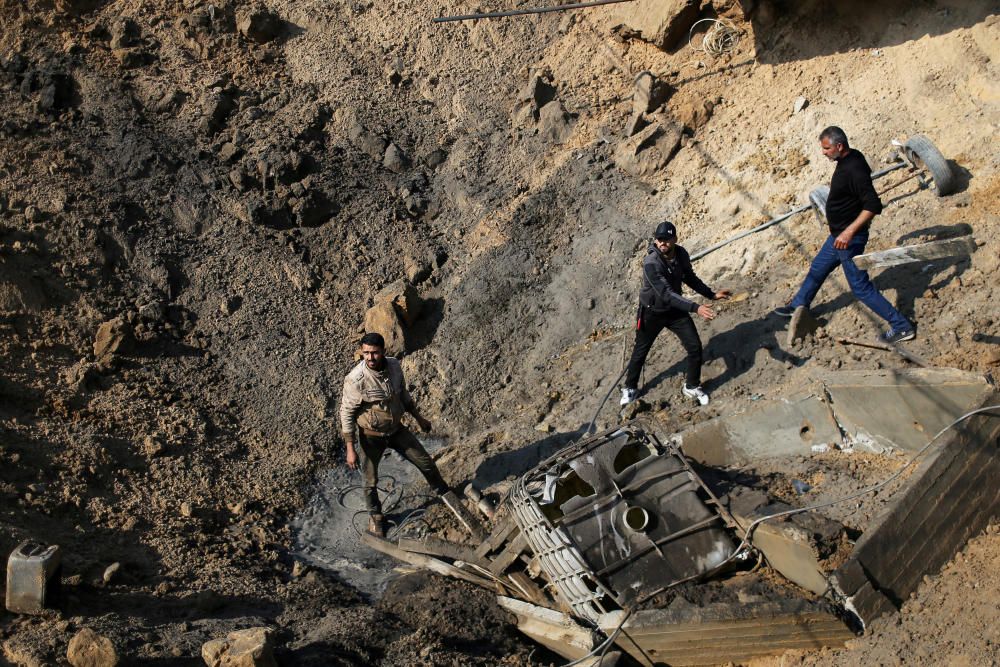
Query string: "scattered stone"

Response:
xmin=538 ymin=101 xmax=573 ymax=144
xmin=622 ymin=399 xmax=651 ymax=419
xmin=180 ymin=501 xmax=194 ymax=518
xmin=220 ymin=295 xmax=242 ymax=315
xmin=675 ymin=98 xmax=715 ymax=132
xmin=518 ymin=73 xmax=556 ymax=111
xmin=236 ymin=7 xmax=283 ymax=44
xmin=93 ymin=317 xmax=134 ymax=362
xmin=67 ymin=628 xmax=119 ymax=667
xmin=109 ymin=18 xmax=140 ymax=50
xmin=347 ymin=117 xmax=388 ymax=159
xmin=424 ymin=149 xmax=447 ymax=169
xmin=534 ymin=421 xmax=554 ymax=433
xmin=793 ymin=96 xmax=808 ymax=114
xmin=383 ymin=142 xmax=409 ymax=173
xmin=63 ymin=360 xmax=100 ymax=390
xmin=229 ymin=167 xmax=253 ymax=192
xmin=632 ymin=71 xmax=670 ymax=114
xmin=404 ymin=255 xmax=432 ymax=285
xmin=624 ymin=111 xmax=647 ymax=137
xmin=202 ymin=627 xmax=277 ymax=667
xmin=219 ymin=142 xmax=242 ymax=163
xmin=613 ymin=122 xmax=683 ymax=176
xmin=101 ymin=562 xmax=120 ymax=586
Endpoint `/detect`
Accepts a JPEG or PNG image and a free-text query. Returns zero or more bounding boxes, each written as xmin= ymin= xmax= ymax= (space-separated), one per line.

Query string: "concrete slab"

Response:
xmin=818 ymin=368 xmax=991 ymax=452
xmin=679 ymin=392 xmax=841 ymax=466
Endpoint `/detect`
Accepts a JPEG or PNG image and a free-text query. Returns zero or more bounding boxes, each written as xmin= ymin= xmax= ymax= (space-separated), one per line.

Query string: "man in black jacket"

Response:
xmin=773 ymin=126 xmax=914 ymax=344
xmin=622 ymin=221 xmax=730 ymax=407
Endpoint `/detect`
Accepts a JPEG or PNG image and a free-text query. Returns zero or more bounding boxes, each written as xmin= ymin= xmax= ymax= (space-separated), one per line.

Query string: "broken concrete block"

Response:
xmin=6 ymin=541 xmax=61 ymax=614
xmin=613 ymin=122 xmax=682 ymax=176
xmin=633 ymin=70 xmax=671 ymax=114
xmin=605 ymin=0 xmax=701 ymax=51
xmin=67 ymin=628 xmax=119 ymax=667
xmin=624 ymin=110 xmax=647 ymax=137
xmin=202 ymin=627 xmax=277 ymax=667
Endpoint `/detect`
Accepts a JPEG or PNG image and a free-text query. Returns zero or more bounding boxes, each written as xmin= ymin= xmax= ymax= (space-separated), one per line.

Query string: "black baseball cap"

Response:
xmin=654 ymin=221 xmax=677 ymax=239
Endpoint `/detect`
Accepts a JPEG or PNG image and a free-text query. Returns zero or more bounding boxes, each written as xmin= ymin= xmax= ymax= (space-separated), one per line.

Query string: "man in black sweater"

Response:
xmin=773 ymin=126 xmax=915 ymax=344
xmin=621 ymin=221 xmax=730 ymax=407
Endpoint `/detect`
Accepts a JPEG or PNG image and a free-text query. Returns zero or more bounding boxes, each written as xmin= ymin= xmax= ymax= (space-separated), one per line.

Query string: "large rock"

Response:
xmin=202 ymin=627 xmax=276 ymax=667
xmin=613 ymin=122 xmax=683 ymax=177
xmin=67 ymin=629 xmax=119 ymax=667
xmin=605 ymin=0 xmax=700 ymax=51
xmin=93 ymin=317 xmax=134 ymax=362
xmin=362 ymin=281 xmax=423 ymax=356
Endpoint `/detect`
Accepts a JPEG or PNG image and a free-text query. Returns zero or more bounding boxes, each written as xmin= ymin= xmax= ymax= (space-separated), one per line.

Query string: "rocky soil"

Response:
xmin=0 ymin=0 xmax=997 ymax=664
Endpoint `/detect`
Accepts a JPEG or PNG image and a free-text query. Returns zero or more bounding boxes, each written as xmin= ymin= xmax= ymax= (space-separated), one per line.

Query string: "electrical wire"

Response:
xmin=688 ymin=18 xmax=742 ymax=58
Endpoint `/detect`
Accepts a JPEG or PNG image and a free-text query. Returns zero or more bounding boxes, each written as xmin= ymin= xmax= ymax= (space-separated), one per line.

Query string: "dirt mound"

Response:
xmin=0 ymin=0 xmax=998 ymax=664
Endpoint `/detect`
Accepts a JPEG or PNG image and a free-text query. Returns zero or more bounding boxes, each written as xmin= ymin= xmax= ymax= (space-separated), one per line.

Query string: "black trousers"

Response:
xmin=624 ymin=309 xmax=703 ymax=390
xmin=359 ymin=428 xmax=448 ymax=516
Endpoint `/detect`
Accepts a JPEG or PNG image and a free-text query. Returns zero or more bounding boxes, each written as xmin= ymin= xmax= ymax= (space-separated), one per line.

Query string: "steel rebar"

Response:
xmin=433 ymin=0 xmax=634 ymax=23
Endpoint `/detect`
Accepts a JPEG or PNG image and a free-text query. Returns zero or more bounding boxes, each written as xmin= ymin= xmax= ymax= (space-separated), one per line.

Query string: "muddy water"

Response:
xmin=291 ymin=436 xmax=449 ymax=596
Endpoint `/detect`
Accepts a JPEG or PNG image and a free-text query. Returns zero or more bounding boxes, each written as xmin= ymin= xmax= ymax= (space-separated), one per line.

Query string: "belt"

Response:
xmin=361 ymin=427 xmax=399 ymax=439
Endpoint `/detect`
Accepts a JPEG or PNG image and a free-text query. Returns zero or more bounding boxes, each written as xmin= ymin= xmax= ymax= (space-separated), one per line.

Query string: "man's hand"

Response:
xmin=345 ymin=442 xmax=358 ymax=470
xmin=416 ymin=416 xmax=432 ymax=433
xmin=696 ymin=304 xmax=716 ymax=320
xmin=713 ymin=289 xmax=732 ymax=300
xmin=833 ymin=229 xmax=854 ymax=250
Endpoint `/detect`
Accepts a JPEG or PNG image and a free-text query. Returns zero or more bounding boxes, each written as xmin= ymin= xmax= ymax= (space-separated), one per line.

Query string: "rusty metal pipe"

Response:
xmin=433 ymin=0 xmax=635 ymax=23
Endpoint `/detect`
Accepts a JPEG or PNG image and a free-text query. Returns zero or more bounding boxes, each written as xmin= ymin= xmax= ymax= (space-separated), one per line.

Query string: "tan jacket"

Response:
xmin=340 ymin=357 xmax=415 ymax=440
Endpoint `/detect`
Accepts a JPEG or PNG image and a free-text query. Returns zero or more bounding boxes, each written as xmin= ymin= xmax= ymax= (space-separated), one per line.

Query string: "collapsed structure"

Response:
xmin=365 ymin=368 xmax=999 ymax=665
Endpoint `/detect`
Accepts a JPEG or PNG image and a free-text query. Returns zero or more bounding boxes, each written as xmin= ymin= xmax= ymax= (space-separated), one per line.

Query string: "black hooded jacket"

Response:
xmin=638 ymin=244 xmax=715 ymax=314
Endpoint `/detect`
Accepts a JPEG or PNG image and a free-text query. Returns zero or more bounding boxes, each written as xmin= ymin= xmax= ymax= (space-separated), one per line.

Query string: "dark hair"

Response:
xmin=360 ymin=332 xmax=385 ymax=348
xmin=819 ymin=126 xmax=849 ymax=148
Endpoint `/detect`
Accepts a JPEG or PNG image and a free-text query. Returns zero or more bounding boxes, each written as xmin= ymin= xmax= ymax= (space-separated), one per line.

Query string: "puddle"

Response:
xmin=291 ymin=435 xmax=449 ymax=596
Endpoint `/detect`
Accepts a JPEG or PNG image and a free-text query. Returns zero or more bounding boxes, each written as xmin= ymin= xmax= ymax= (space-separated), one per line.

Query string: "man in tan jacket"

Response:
xmin=340 ymin=332 xmax=449 ymax=537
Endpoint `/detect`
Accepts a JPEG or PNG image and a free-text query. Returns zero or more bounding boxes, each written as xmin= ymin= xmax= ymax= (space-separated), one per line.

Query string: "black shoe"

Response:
xmin=772 ymin=305 xmax=796 ymax=318
xmin=878 ymin=329 xmax=916 ymax=345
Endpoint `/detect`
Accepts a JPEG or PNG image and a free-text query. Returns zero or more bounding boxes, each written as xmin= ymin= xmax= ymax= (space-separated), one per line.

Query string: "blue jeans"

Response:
xmin=790 ymin=231 xmax=911 ymax=333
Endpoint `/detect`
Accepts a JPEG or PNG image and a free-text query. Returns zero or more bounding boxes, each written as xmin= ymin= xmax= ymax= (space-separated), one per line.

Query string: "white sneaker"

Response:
xmin=620 ymin=388 xmax=637 ymax=406
xmin=682 ymin=384 xmax=710 ymax=406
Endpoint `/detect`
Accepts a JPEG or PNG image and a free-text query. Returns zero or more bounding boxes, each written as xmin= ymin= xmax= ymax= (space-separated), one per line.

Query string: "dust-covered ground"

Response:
xmin=0 ymin=0 xmax=998 ymax=664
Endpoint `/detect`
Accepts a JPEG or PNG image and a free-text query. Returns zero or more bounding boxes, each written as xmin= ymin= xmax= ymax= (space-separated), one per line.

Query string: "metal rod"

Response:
xmin=433 ymin=0 xmax=635 ymax=23
xmin=690 ymin=160 xmax=911 ymax=262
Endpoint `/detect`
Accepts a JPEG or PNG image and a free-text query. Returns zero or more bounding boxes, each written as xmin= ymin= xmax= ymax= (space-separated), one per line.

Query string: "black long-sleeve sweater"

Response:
xmin=638 ymin=244 xmax=715 ymax=314
xmin=825 ymin=149 xmax=883 ymax=234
